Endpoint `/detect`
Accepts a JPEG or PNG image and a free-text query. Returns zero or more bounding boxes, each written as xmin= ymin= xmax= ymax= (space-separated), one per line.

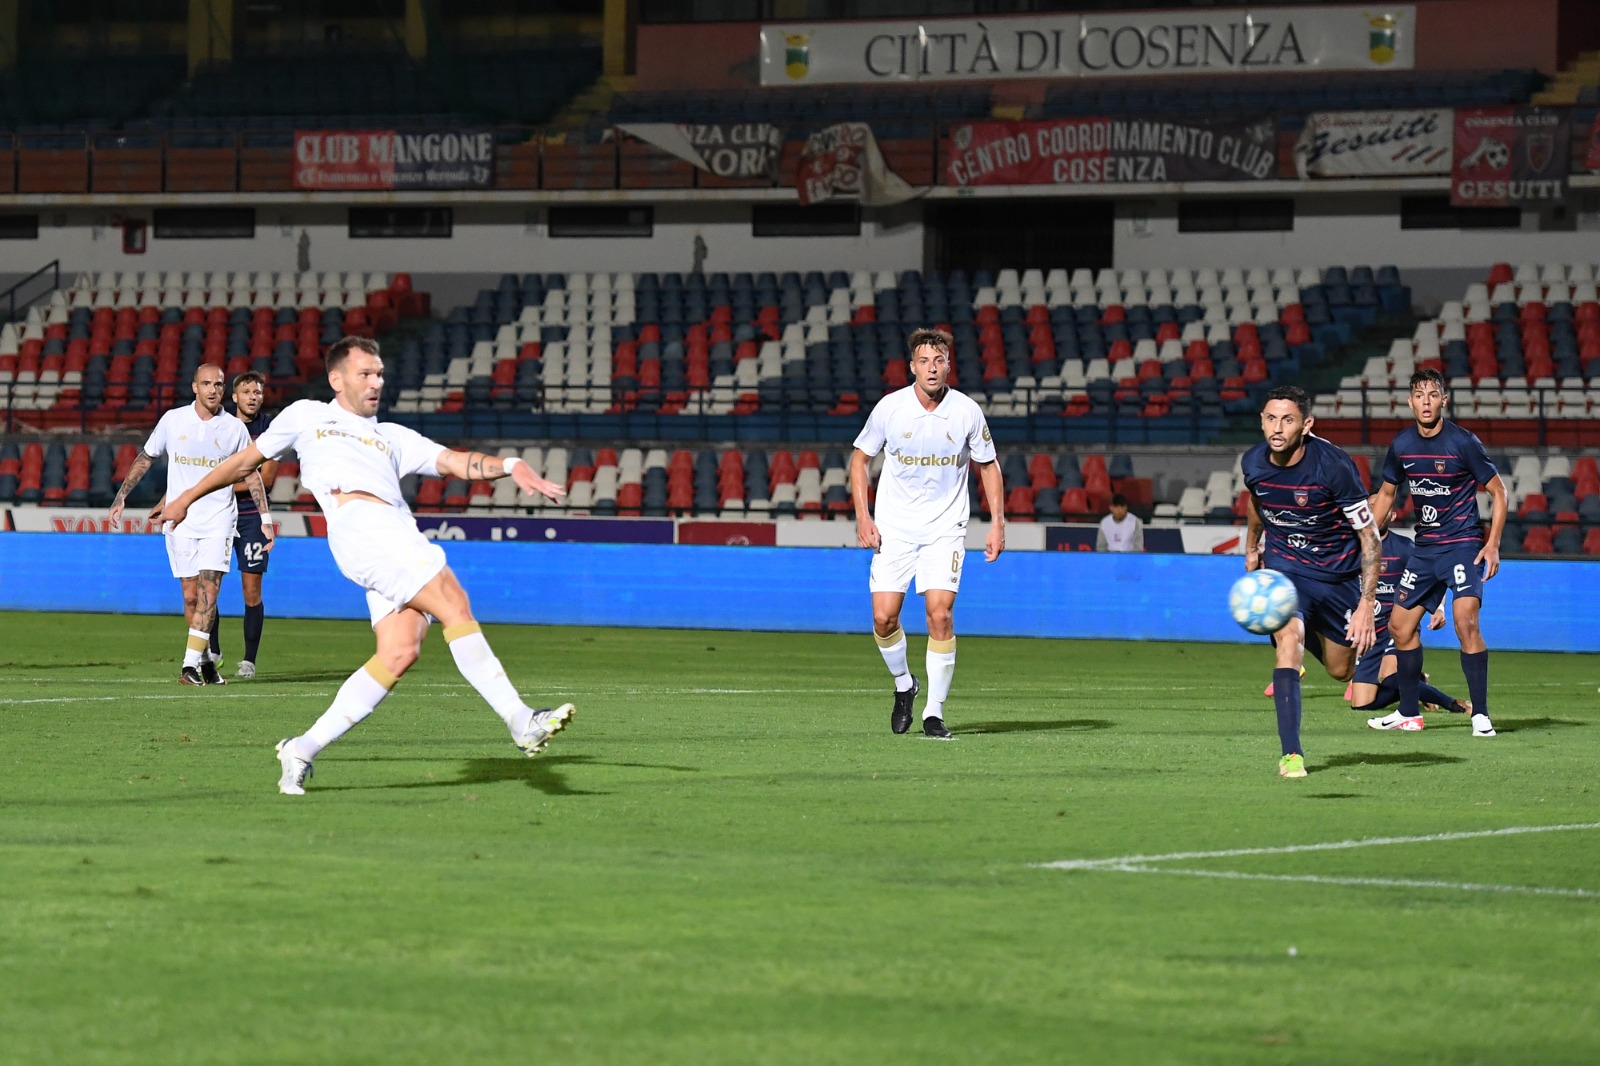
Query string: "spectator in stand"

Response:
xmin=1096 ymin=494 xmax=1144 ymax=552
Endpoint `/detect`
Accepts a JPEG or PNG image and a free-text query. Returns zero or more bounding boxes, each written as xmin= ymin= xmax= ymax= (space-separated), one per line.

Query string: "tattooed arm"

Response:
xmin=435 ymin=449 xmax=566 ymax=502
xmin=1344 ymin=522 xmax=1382 ymax=656
xmin=109 ymin=452 xmax=154 ymax=527
xmin=247 ymin=470 xmax=276 ymax=552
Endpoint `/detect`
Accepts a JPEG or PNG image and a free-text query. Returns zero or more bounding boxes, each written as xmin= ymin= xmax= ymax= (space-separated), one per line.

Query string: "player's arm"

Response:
xmin=233 ymin=457 xmax=278 ymax=492
xmin=1369 ymin=480 xmax=1398 ymax=532
xmin=976 ymin=457 xmax=1005 ymax=562
xmin=157 ymin=443 xmax=267 ymax=525
xmin=247 ymin=470 xmax=276 ymax=552
xmin=1131 ymin=516 xmax=1144 ymax=553
xmin=108 ymin=452 xmax=155 ymax=528
xmin=1244 ymin=493 xmax=1264 ymax=571
xmin=1346 ymin=519 xmax=1381 ymax=655
xmin=1477 ymin=473 xmax=1507 ymax=579
xmin=849 ymin=448 xmax=879 ymax=549
xmin=435 ymin=448 xmax=565 ymax=502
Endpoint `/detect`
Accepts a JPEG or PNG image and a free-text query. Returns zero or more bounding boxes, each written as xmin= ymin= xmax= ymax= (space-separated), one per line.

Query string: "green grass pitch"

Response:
xmin=2 ymin=611 xmax=1597 ymax=1064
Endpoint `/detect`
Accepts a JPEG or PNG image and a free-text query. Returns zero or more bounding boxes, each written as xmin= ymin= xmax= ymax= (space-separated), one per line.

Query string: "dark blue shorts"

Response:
xmin=1288 ymin=571 xmax=1364 ymax=648
xmin=1352 ymin=635 xmax=1396 ymax=686
xmin=1396 ymin=542 xmax=1484 ymax=612
xmin=234 ymin=512 xmax=271 ymax=575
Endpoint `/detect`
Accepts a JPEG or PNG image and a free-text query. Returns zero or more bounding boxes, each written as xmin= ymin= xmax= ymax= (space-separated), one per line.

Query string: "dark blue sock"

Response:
xmin=1461 ymin=650 xmax=1489 ymax=717
xmin=1356 ymin=676 xmax=1400 ymax=712
xmin=1272 ymin=668 xmax=1302 ymax=756
xmin=208 ymin=615 xmax=221 ymax=658
xmin=243 ymin=603 xmax=265 ymax=663
xmin=1395 ymin=647 xmax=1424 ymax=717
xmin=1419 ymin=680 xmax=1460 ymax=710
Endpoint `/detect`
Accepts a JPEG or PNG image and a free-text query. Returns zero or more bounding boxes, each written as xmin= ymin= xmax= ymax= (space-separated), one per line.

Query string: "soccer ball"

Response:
xmin=1228 ymin=570 xmax=1299 ymax=635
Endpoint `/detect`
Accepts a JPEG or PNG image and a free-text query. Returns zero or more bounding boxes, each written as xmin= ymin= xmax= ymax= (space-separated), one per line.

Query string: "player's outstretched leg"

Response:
xmin=922 ymin=635 xmax=956 ymax=740
xmin=1271 ymin=668 xmax=1306 ymax=778
xmin=276 ymin=657 xmax=397 ymax=795
xmin=442 ymin=621 xmax=573 ymax=756
xmin=874 ymin=625 xmax=918 ymax=734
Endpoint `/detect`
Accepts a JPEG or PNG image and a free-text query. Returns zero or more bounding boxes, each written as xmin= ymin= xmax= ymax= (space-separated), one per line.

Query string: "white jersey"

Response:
xmin=853 ymin=385 xmax=995 ymax=543
xmin=254 ymin=399 xmax=445 ymax=516
xmin=143 ymin=402 xmax=253 ymax=539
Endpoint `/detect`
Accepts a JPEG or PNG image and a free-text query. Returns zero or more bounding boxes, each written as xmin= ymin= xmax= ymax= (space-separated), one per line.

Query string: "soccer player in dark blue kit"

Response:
xmin=208 ymin=371 xmax=277 ymax=678
xmin=1368 ymin=369 xmax=1506 ymax=737
xmin=1243 ymin=385 xmax=1381 ymax=780
xmin=1348 ymin=524 xmax=1471 ymax=717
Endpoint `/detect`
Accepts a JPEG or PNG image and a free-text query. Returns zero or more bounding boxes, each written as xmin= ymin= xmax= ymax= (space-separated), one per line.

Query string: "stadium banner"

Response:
xmin=797 ymin=122 xmax=918 ymax=205
xmin=292 ymin=129 xmax=495 ymax=191
xmin=3 ymin=534 xmax=1593 ymax=652
xmin=1045 ymin=525 xmax=1185 ymax=553
xmin=616 ymin=123 xmax=783 ymax=179
xmin=411 ymin=515 xmax=675 ymax=544
xmin=677 ymin=521 xmax=779 ymax=546
xmin=760 ymin=6 xmax=1414 ymax=85
xmin=943 ymin=116 xmax=1277 ymax=188
xmin=1293 ymin=108 xmax=1453 ymax=178
xmin=1450 ymin=107 xmax=1569 ymax=207
xmin=0 ymin=505 xmax=305 ymax=537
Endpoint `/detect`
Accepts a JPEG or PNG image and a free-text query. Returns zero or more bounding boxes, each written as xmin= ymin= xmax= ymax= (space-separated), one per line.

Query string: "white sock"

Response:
xmin=183 ymin=628 xmax=209 ymax=668
xmin=444 ymin=623 xmax=528 ymax=729
xmin=924 ymin=637 xmax=956 ymax=719
xmin=294 ymin=659 xmax=395 ymax=761
xmin=874 ymin=627 xmax=914 ymax=691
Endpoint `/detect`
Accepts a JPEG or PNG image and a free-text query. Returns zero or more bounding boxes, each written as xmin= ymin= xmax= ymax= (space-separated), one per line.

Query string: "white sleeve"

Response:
xmin=142 ymin=412 xmax=169 ymax=458
xmin=852 ymin=399 xmax=889 ymax=457
xmin=968 ymin=405 xmax=997 ymax=464
xmin=383 ymin=422 xmax=448 ymax=478
xmin=254 ymin=401 xmax=307 ymax=460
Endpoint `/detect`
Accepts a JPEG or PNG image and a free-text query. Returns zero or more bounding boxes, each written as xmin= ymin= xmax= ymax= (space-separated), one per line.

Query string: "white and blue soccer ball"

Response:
xmin=1228 ymin=569 xmax=1299 ymax=635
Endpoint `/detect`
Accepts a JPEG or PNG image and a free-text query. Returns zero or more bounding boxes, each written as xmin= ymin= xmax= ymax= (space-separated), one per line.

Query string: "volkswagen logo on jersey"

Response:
xmin=1421 ymin=505 xmax=1438 ymax=523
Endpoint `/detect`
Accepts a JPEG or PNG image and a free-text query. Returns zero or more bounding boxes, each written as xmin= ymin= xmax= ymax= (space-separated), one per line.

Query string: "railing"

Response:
xmin=1311 ymin=383 xmax=1593 ymax=447
xmin=0 ymin=260 xmax=60 ymax=324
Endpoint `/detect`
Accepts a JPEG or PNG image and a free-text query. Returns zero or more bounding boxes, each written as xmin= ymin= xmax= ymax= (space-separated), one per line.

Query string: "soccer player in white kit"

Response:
xmin=160 ymin=337 xmax=575 ymax=795
xmin=110 ymin=363 xmax=264 ymax=686
xmin=849 ymin=327 xmax=1005 ymax=739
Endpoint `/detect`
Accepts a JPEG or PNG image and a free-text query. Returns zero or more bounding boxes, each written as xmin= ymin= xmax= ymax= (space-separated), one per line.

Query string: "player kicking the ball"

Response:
xmin=160 ymin=337 xmax=575 ymax=795
xmin=1242 ymin=385 xmax=1381 ymax=779
xmin=1368 ymin=369 xmax=1506 ymax=737
xmin=850 ymin=327 xmax=1005 ymax=740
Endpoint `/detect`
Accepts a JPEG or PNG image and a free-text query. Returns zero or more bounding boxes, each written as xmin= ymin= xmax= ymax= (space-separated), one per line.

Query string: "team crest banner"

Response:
xmin=1451 ymin=107 xmax=1569 ymax=207
xmin=1293 ymin=109 xmax=1452 ymax=177
xmin=796 ymin=123 xmax=918 ymax=206
xmin=760 ymin=5 xmax=1413 ymax=85
xmin=293 ymin=129 xmax=495 ymax=190
xmin=943 ymin=117 xmax=1277 ymax=188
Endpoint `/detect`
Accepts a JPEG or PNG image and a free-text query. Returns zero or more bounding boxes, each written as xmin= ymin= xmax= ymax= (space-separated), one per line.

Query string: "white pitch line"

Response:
xmin=1109 ymin=864 xmax=1600 ymax=899
xmin=1037 ymin=822 xmax=1600 ymax=871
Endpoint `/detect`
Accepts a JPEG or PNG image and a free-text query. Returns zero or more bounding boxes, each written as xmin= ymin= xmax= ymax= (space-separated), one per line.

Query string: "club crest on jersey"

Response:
xmin=1434 ymin=459 xmax=1447 ymax=473
xmin=1294 ymin=490 xmax=1309 ymax=507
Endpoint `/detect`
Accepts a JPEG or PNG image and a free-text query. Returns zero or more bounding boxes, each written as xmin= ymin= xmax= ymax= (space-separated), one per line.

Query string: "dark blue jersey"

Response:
xmin=1243 ymin=434 xmax=1373 ymax=582
xmin=1381 ymin=420 xmax=1497 ymax=549
xmin=234 ymin=410 xmax=273 ymax=516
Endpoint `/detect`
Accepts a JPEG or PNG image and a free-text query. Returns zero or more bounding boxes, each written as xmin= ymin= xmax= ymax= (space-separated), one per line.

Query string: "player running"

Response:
xmin=207 ymin=371 xmax=277 ymax=679
xmin=1242 ymin=385 xmax=1381 ymax=780
xmin=109 ymin=364 xmax=265 ymax=686
xmin=1349 ymin=524 xmax=1471 ymax=717
xmin=850 ymin=327 xmax=1005 ymax=740
xmin=1368 ymin=369 xmax=1506 ymax=737
xmin=159 ymin=337 xmax=575 ymax=795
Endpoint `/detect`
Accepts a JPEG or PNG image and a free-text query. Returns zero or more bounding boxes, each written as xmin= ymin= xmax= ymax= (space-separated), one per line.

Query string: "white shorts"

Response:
xmin=166 ymin=533 xmax=233 ymax=579
xmin=869 ymin=534 xmax=965 ymax=595
xmin=325 ymin=499 xmax=448 ymax=626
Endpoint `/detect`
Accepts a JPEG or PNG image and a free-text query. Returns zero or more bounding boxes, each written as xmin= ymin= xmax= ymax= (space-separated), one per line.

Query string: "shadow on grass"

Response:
xmin=1319 ymin=751 xmax=1465 ymax=769
xmin=1300 ymin=792 xmax=1363 ymax=800
xmin=1494 ymin=717 xmax=1587 ymax=734
xmin=321 ymin=754 xmax=700 ymax=797
xmin=959 ymin=719 xmax=1114 ymax=735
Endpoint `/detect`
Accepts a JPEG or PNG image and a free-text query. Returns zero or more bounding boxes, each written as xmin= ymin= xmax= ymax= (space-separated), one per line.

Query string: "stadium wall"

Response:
xmin=1 ymin=533 xmax=1594 ymax=653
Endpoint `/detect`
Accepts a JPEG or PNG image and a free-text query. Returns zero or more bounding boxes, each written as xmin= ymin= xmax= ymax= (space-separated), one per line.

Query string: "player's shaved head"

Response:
xmin=326 ymin=336 xmax=381 ymax=373
xmin=192 ymin=362 xmax=226 ymax=415
xmin=194 ymin=363 xmax=224 ymax=384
